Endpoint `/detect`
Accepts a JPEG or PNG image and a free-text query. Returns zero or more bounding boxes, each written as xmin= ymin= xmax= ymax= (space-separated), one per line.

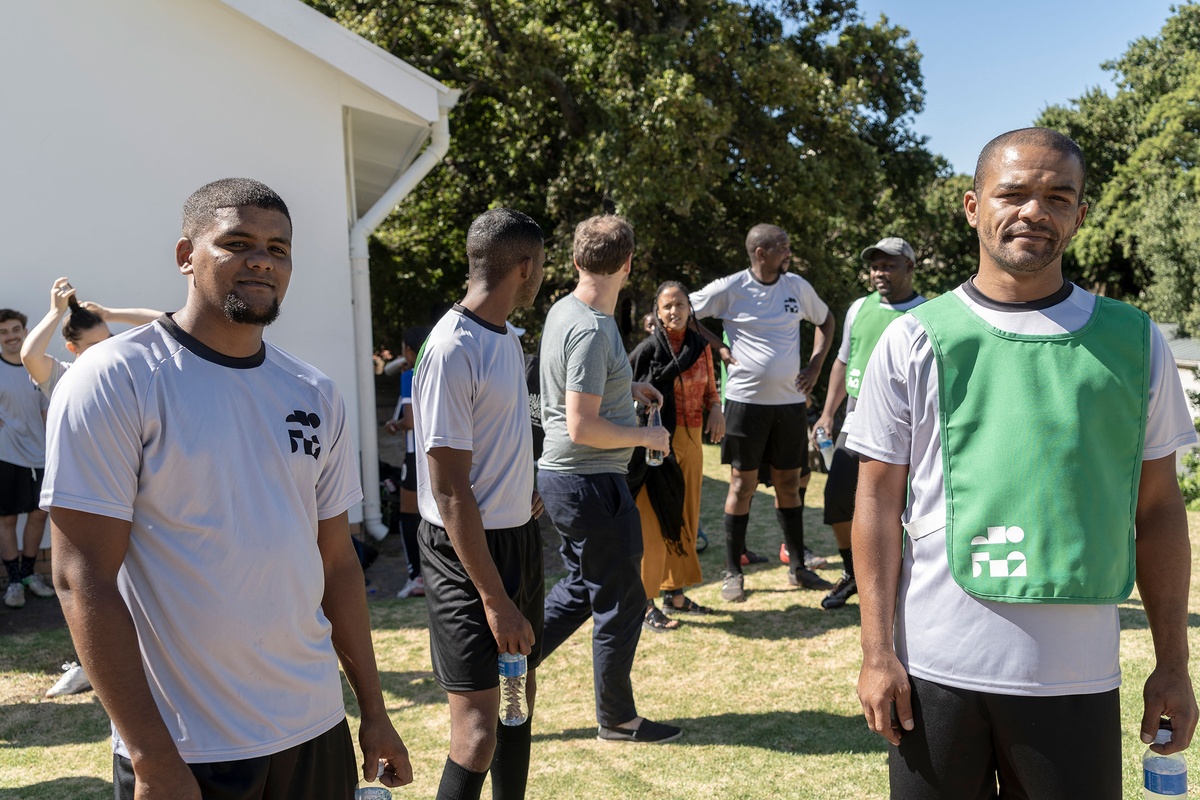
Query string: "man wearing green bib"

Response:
xmin=811 ymin=237 xmax=924 ymax=610
xmin=852 ymin=128 xmax=1197 ymax=798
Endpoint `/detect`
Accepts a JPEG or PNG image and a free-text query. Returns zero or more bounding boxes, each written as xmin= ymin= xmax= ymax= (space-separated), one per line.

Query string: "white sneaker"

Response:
xmin=23 ymin=573 xmax=56 ymax=598
xmin=4 ymin=582 xmax=25 ymax=608
xmin=397 ymin=576 xmax=425 ymax=599
xmin=46 ymin=662 xmax=92 ymax=697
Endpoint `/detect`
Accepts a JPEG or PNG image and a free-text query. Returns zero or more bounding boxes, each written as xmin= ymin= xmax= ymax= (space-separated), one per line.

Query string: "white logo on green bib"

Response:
xmin=970 ymin=526 xmax=1027 ymax=578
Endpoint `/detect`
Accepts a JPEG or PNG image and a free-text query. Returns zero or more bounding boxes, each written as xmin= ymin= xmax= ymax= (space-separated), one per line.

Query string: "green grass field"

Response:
xmin=1 ymin=444 xmax=1197 ymax=798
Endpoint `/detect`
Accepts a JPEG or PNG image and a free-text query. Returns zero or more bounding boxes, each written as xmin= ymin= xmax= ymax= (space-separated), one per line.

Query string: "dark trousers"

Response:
xmin=538 ymin=471 xmax=645 ymax=727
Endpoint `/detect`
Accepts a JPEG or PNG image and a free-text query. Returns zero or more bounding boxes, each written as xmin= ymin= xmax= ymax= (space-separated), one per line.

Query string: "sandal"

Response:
xmin=663 ymin=589 xmax=710 ymax=615
xmin=643 ymin=602 xmax=681 ymax=632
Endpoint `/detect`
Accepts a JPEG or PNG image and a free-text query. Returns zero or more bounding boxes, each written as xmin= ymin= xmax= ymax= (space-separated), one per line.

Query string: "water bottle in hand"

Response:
xmin=499 ymin=653 xmax=529 ymax=726
xmin=646 ymin=404 xmax=665 ymax=467
xmin=1144 ymin=723 xmax=1187 ymax=798
xmin=815 ymin=427 xmax=834 ymax=470
xmin=355 ymin=761 xmax=392 ymax=799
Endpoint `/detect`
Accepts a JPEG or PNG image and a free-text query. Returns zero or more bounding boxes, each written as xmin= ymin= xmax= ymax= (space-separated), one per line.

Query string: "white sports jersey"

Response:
xmin=848 ymin=282 xmax=1196 ymax=696
xmin=0 ymin=356 xmax=48 ymax=468
xmin=414 ymin=306 xmax=534 ymax=530
xmin=691 ymin=269 xmax=829 ymax=405
xmin=42 ymin=316 xmax=362 ymax=761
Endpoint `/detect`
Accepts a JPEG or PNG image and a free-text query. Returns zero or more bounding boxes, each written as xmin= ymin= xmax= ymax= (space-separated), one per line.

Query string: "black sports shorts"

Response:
xmin=419 ymin=516 xmax=545 ymax=692
xmin=0 ymin=459 xmax=43 ymax=516
xmin=721 ymin=401 xmax=808 ymax=472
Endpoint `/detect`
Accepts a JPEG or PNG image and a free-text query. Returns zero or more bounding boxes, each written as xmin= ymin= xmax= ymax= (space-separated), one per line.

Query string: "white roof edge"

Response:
xmin=215 ymin=0 xmax=457 ymax=121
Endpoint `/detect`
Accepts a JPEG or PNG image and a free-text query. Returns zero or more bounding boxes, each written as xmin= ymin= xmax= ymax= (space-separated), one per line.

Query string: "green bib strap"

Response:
xmin=845 ymin=293 xmax=908 ymax=398
xmin=911 ymin=292 xmax=1149 ymax=604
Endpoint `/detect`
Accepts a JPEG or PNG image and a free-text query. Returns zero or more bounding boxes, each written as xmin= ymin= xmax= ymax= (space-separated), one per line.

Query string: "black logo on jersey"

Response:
xmin=286 ymin=410 xmax=322 ymax=459
xmin=784 ymin=296 xmax=799 ymax=314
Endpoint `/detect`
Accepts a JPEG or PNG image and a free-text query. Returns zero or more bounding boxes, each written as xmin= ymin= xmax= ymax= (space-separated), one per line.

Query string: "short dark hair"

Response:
xmin=573 ymin=215 xmax=635 ymax=274
xmin=0 ymin=309 xmax=27 ymax=327
xmin=973 ymin=128 xmax=1087 ymax=201
xmin=182 ymin=178 xmax=291 ymax=238
xmin=62 ymin=296 xmax=105 ymax=345
xmin=402 ymin=325 xmax=431 ymax=353
xmin=745 ymin=224 xmax=788 ymax=260
xmin=465 ymin=209 xmax=544 ymax=288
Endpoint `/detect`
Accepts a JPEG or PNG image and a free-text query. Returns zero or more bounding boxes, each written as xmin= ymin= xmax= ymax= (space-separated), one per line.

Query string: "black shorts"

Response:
xmin=114 ymin=718 xmax=356 ymax=800
xmin=0 ymin=460 xmax=43 ymax=516
xmin=400 ymin=449 xmax=417 ymax=493
xmin=890 ymin=675 xmax=1121 ymax=800
xmin=721 ymin=401 xmax=808 ymax=472
xmin=419 ymin=517 xmax=545 ymax=692
xmin=823 ymin=431 xmax=860 ymax=525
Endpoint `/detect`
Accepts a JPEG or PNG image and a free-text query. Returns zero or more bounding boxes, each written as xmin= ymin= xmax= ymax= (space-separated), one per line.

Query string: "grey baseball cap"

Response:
xmin=861 ymin=237 xmax=915 ymax=263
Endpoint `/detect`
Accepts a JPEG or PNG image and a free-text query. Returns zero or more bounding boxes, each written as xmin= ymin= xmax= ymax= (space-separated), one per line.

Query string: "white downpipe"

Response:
xmin=351 ymin=90 xmax=459 ymax=539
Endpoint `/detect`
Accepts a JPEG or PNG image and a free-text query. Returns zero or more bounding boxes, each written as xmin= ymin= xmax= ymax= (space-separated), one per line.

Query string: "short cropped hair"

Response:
xmin=745 ymin=224 xmax=788 ymax=260
xmin=573 ymin=215 xmax=635 ymax=275
xmin=402 ymin=325 xmax=431 ymax=354
xmin=182 ymin=178 xmax=291 ymax=238
xmin=0 ymin=309 xmax=27 ymax=327
xmin=973 ymin=128 xmax=1087 ymax=201
xmin=465 ymin=209 xmax=544 ymax=288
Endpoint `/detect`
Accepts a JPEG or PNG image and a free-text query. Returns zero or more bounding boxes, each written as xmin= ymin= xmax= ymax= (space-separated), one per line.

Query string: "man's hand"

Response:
xmin=383 ymin=419 xmax=402 ymax=435
xmin=811 ymin=413 xmax=834 ymax=446
xmin=795 ymin=364 xmax=820 ymax=395
xmin=642 ymin=419 xmax=670 ymax=453
xmin=358 ymin=713 xmax=414 ymax=788
xmin=530 ymin=490 xmax=544 ymax=520
xmin=857 ymin=651 xmax=914 ymax=746
xmin=717 ymin=345 xmax=738 ymax=367
xmin=705 ymin=406 xmax=725 ymax=443
xmin=631 ymin=381 xmax=663 ymax=407
xmin=486 ymin=596 xmax=536 ymax=656
xmin=131 ymin=755 xmax=202 ymax=800
xmin=1142 ymin=665 xmax=1198 ymax=755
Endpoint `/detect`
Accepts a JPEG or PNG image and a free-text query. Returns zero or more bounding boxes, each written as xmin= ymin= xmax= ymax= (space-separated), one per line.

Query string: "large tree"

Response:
xmin=1039 ymin=2 xmax=1200 ymax=331
xmin=306 ymin=0 xmax=939 ymax=350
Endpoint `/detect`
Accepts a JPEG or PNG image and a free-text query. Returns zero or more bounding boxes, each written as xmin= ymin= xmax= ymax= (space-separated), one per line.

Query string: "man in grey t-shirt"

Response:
xmin=537 ymin=215 xmax=681 ymax=743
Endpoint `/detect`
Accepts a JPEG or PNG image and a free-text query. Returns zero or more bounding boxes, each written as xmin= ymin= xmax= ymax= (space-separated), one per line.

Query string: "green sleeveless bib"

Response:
xmin=910 ymin=292 xmax=1149 ymax=604
xmin=846 ymin=293 xmax=910 ymax=398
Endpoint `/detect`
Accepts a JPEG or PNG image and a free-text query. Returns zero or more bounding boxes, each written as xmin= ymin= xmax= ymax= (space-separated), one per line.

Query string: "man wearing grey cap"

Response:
xmin=811 ymin=237 xmax=924 ymax=610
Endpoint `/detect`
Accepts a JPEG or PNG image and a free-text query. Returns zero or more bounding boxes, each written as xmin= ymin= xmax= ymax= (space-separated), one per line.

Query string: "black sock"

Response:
xmin=19 ymin=556 xmax=36 ymax=581
xmin=3 ymin=558 xmax=19 ymax=584
xmin=491 ymin=717 xmax=531 ymax=800
xmin=399 ymin=512 xmax=422 ymax=579
xmin=723 ymin=513 xmax=749 ymax=573
xmin=776 ymin=506 xmax=805 ymax=574
xmin=840 ymin=548 xmax=854 ymax=578
xmin=435 ymin=757 xmax=488 ymax=800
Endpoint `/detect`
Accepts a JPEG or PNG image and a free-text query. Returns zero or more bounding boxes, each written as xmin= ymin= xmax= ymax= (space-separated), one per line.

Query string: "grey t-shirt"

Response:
xmin=538 ymin=293 xmax=637 ymax=474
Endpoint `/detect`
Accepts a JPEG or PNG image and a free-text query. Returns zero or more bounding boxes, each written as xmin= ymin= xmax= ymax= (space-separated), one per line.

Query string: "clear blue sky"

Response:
xmin=852 ymin=0 xmax=1183 ymax=174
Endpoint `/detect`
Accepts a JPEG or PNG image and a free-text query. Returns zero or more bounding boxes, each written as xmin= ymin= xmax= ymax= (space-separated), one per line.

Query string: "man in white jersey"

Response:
xmin=811 ymin=237 xmax=924 ymax=610
xmin=853 ymin=129 xmax=1197 ymax=798
xmin=43 ymin=179 xmax=411 ymax=799
xmin=690 ymin=225 xmax=836 ymax=602
xmin=0 ymin=308 xmax=57 ymax=610
xmin=413 ymin=208 xmax=546 ymax=800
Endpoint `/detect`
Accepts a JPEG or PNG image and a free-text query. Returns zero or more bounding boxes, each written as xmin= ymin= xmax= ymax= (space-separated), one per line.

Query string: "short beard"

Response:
xmin=222 ymin=293 xmax=281 ymax=326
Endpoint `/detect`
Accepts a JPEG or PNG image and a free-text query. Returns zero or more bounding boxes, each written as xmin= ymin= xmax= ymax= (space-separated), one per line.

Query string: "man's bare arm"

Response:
xmin=565 ymin=390 xmax=669 ymax=452
xmin=51 ymin=507 xmax=200 ymax=798
xmin=796 ymin=311 xmax=836 ymax=395
xmin=813 ymin=358 xmax=848 ymax=445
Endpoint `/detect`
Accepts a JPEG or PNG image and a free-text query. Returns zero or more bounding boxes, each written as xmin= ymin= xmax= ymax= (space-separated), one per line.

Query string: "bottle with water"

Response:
xmin=1144 ymin=723 xmax=1187 ymax=798
xmin=645 ymin=404 xmax=665 ymax=467
xmin=498 ymin=652 xmax=529 ymax=726
xmin=815 ymin=427 xmax=834 ymax=471
xmin=354 ymin=761 xmax=392 ymax=799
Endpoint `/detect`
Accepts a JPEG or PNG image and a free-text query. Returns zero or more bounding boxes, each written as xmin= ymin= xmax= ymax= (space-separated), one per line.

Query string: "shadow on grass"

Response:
xmin=0 ymin=696 xmax=109 ymax=748
xmin=683 ymin=601 xmax=861 ymax=640
xmin=5 ymin=776 xmax=111 ymax=799
xmin=375 ymin=669 xmax=445 ymax=707
xmin=1118 ymin=600 xmax=1200 ymax=630
xmin=534 ymin=709 xmax=885 ymax=754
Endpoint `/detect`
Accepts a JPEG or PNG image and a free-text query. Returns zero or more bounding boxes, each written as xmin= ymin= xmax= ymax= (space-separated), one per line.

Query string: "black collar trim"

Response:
xmin=454 ymin=304 xmax=508 ymax=335
xmin=963 ymin=276 xmax=1073 ymax=312
xmin=159 ymin=314 xmax=266 ymax=369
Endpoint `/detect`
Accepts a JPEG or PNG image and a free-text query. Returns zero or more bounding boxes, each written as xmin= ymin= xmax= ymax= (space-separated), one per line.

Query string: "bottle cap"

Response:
xmin=1154 ymin=727 xmax=1173 ymax=746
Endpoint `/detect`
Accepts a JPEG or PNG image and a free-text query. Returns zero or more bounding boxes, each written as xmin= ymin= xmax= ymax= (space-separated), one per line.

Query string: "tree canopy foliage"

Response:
xmin=304 ymin=0 xmax=955 ymax=349
xmin=1039 ymin=1 xmax=1200 ymax=332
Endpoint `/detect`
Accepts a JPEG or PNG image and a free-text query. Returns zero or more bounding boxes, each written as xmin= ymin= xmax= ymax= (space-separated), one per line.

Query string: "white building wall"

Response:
xmin=2 ymin=0 xmax=375 ymax=527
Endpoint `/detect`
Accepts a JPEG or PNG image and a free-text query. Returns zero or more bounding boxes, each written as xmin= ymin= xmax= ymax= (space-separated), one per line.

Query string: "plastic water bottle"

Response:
xmin=498 ymin=653 xmax=529 ymax=726
xmin=1144 ymin=725 xmax=1188 ymax=798
xmin=355 ymin=761 xmax=392 ymax=799
xmin=645 ymin=404 xmax=665 ymax=467
xmin=815 ymin=427 xmax=834 ymax=470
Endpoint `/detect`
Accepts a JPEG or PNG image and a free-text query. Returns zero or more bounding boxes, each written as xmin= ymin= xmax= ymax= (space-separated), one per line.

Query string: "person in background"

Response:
xmin=628 ymin=281 xmax=724 ymax=631
xmin=384 ymin=325 xmax=432 ymax=599
xmin=21 ymin=276 xmax=162 ymax=697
